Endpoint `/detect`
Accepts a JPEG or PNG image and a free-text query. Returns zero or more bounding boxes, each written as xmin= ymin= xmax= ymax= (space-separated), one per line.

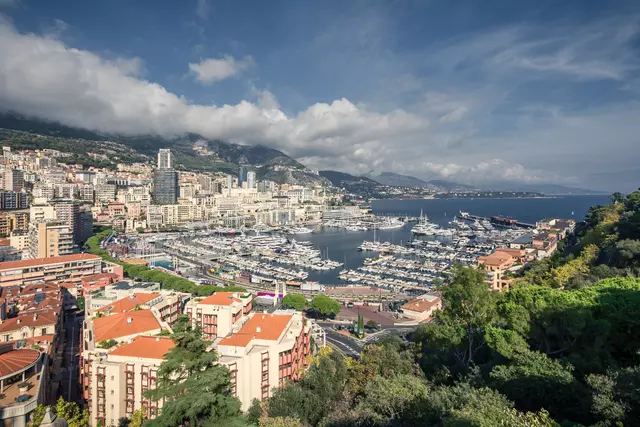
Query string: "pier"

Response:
xmin=459 ymin=212 xmax=536 ymax=229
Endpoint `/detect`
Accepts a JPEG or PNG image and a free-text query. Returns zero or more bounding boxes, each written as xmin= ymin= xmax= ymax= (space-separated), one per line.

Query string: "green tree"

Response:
xmin=129 ymin=406 xmax=146 ymax=427
xmin=281 ymin=294 xmax=308 ymax=311
xmin=76 ymin=297 xmax=85 ymax=312
xmin=144 ymin=315 xmax=244 ymax=426
xmin=41 ymin=397 xmax=89 ymax=427
xmin=308 ymin=295 xmax=341 ymax=318
xmin=414 ymin=265 xmax=497 ymax=377
xmin=365 ymin=320 xmax=379 ymax=330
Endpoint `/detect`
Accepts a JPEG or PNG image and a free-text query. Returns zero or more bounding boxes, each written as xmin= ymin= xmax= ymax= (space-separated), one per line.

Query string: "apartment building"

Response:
xmin=94 ymin=292 xmax=186 ymax=326
xmin=0 ymin=212 xmax=28 ymax=236
xmin=28 ymin=219 xmax=74 ymax=259
xmin=0 ymin=253 xmax=102 ymax=287
xmin=184 ymin=291 xmax=253 ymax=340
xmin=217 ymin=311 xmax=311 ymax=409
xmin=0 ymin=191 xmax=29 ymax=210
xmin=477 ymin=249 xmax=525 ymax=291
xmin=84 ymin=336 xmax=172 ymax=426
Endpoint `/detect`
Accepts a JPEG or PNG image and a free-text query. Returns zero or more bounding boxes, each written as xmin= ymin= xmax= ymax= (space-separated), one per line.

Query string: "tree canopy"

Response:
xmin=308 ymin=295 xmax=341 ymax=318
xmin=282 ymin=293 xmax=308 ymax=311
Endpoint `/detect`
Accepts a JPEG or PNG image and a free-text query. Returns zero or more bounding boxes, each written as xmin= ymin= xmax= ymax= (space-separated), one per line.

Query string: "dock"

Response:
xmin=459 ymin=212 xmax=535 ymax=229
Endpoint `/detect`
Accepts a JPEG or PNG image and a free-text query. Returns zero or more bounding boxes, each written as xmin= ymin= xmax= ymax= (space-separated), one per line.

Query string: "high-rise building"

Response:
xmin=157 ymin=149 xmax=173 ymax=169
xmin=28 ymin=219 xmax=74 ymax=259
xmin=226 ymin=174 xmax=234 ymax=190
xmin=152 ymin=169 xmax=179 ymax=205
xmin=3 ymin=169 xmax=24 ymax=191
xmin=2 ymin=146 xmax=10 ymax=165
xmin=246 ymin=171 xmax=256 ymax=189
xmin=238 ymin=166 xmax=248 ymax=187
xmin=0 ymin=191 xmax=29 ymax=210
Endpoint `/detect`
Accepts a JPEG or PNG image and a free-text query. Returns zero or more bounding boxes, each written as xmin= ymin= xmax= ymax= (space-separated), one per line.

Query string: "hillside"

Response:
xmin=0 ymin=113 xmax=327 ymax=186
xmin=319 ymin=170 xmax=382 ymax=197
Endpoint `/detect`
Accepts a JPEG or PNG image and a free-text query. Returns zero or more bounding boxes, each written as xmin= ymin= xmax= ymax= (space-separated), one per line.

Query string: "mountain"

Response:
xmin=426 ymin=179 xmax=477 ymax=191
xmin=319 ymin=170 xmax=382 ymax=197
xmin=364 ymin=171 xmax=428 ymax=187
xmin=0 ymin=112 xmax=328 ymax=186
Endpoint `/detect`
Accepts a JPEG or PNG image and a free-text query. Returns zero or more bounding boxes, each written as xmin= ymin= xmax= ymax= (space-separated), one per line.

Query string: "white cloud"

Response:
xmin=195 ymin=0 xmax=210 ymax=20
xmin=188 ymin=55 xmax=254 ymax=84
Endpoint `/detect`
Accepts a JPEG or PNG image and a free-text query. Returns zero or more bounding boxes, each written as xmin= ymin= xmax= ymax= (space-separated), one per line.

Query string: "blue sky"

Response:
xmin=1 ymin=0 xmax=639 ymax=191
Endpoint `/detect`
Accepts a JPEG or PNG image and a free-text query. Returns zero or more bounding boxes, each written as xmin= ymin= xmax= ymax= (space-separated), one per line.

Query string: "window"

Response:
xmin=111 ymin=376 xmax=114 ymax=381
xmin=41 ymin=328 xmax=47 ymax=335
xmin=111 ymin=390 xmax=114 ymax=395
xmin=111 ymin=404 xmax=114 ymax=409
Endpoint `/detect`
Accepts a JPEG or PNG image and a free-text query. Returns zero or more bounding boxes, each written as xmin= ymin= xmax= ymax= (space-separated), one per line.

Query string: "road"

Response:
xmin=59 ymin=312 xmax=81 ymax=403
xmin=321 ymin=323 xmax=417 ymax=358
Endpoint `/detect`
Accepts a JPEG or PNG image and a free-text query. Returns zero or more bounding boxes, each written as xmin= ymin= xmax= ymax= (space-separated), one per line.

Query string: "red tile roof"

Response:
xmin=0 ymin=311 xmax=58 ymax=333
xmin=81 ymin=273 xmax=120 ymax=284
xmin=401 ymin=296 xmax=441 ymax=313
xmin=219 ymin=314 xmax=292 ymax=347
xmin=198 ymin=292 xmax=241 ymax=306
xmin=0 ymin=349 xmax=40 ymax=377
xmin=0 ymin=253 xmax=100 ymax=271
xmin=96 ymin=293 xmax=161 ymax=314
xmin=110 ymin=336 xmax=174 ymax=360
xmin=93 ymin=310 xmax=161 ymax=342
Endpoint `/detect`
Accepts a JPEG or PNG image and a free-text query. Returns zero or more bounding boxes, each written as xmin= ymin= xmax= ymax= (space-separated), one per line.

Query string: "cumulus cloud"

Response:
xmin=188 ymin=56 xmax=254 ymax=84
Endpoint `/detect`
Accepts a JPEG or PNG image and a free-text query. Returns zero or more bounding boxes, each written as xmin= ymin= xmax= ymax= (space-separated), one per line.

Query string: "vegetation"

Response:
xmin=30 ymin=397 xmax=90 ymax=427
xmin=144 ymin=316 xmax=244 ymax=426
xmin=86 ymin=229 xmax=245 ymax=296
xmin=282 ymin=293 xmax=308 ymax=311
xmin=252 ymin=190 xmax=640 ymax=426
xmin=308 ymin=295 xmax=341 ymax=318
xmin=97 ymin=339 xmax=118 ymax=349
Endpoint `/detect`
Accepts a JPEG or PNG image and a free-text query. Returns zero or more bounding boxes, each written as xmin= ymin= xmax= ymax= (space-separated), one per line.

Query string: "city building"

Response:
xmin=400 ymin=293 xmax=442 ymax=322
xmin=246 ymin=171 xmax=256 ymax=189
xmin=83 ymin=336 xmax=173 ymax=426
xmin=3 ymin=169 xmax=24 ymax=192
xmin=0 ymin=191 xmax=29 ymax=210
xmin=0 ymin=212 xmax=28 ymax=236
xmin=238 ymin=166 xmax=248 ymax=188
xmin=157 ymin=149 xmax=173 ymax=169
xmin=477 ymin=249 xmax=525 ymax=291
xmin=184 ymin=291 xmax=253 ymax=340
xmin=0 ymin=253 xmax=102 ymax=287
xmin=28 ymin=220 xmax=74 ymax=259
xmin=217 ymin=311 xmax=311 ymax=409
xmin=152 ymin=169 xmax=178 ymax=205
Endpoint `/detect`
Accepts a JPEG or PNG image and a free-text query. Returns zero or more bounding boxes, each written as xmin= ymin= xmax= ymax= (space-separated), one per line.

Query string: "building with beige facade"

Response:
xmin=28 ymin=219 xmax=74 ymax=259
xmin=0 ymin=253 xmax=102 ymax=287
xmin=184 ymin=291 xmax=253 ymax=340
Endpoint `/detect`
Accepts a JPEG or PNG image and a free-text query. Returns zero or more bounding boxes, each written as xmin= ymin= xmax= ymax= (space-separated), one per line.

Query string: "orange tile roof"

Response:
xmin=81 ymin=273 xmax=120 ymax=284
xmin=0 ymin=349 xmax=40 ymax=377
xmin=93 ymin=310 xmax=161 ymax=342
xmin=198 ymin=292 xmax=241 ymax=306
xmin=110 ymin=336 xmax=174 ymax=360
xmin=0 ymin=311 xmax=58 ymax=333
xmin=0 ymin=238 xmax=10 ymax=247
xmin=219 ymin=314 xmax=292 ymax=347
xmin=478 ymin=252 xmax=515 ymax=267
xmin=401 ymin=296 xmax=441 ymax=313
xmin=96 ymin=293 xmax=161 ymax=314
xmin=0 ymin=253 xmax=100 ymax=271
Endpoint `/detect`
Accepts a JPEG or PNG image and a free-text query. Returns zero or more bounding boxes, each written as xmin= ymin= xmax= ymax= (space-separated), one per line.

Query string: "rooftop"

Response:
xmin=0 ymin=253 xmax=100 ymax=271
xmin=96 ymin=293 xmax=161 ymax=314
xmin=0 ymin=348 xmax=40 ymax=378
xmin=110 ymin=336 xmax=174 ymax=360
xmin=218 ymin=313 xmax=292 ymax=348
xmin=0 ymin=311 xmax=58 ymax=333
xmin=198 ymin=292 xmax=241 ymax=306
xmin=401 ymin=296 xmax=441 ymax=313
xmin=93 ymin=310 xmax=161 ymax=342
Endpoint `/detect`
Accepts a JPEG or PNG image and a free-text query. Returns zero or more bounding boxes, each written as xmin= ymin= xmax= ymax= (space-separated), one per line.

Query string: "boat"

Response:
xmin=288 ymin=227 xmax=314 ymax=235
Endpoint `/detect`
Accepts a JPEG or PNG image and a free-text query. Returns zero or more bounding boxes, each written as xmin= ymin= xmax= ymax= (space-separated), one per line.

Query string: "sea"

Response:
xmin=291 ymin=195 xmax=610 ymax=284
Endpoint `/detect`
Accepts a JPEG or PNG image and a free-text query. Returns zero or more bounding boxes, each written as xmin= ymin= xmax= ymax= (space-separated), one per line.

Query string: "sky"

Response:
xmin=0 ymin=0 xmax=639 ymax=192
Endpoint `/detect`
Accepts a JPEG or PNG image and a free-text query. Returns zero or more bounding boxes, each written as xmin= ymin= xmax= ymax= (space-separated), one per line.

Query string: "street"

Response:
xmin=58 ymin=312 xmax=81 ymax=403
xmin=321 ymin=323 xmax=416 ymax=358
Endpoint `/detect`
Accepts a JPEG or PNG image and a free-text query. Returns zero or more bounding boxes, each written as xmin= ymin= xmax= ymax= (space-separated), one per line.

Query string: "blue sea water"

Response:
xmin=292 ymin=195 xmax=610 ymax=284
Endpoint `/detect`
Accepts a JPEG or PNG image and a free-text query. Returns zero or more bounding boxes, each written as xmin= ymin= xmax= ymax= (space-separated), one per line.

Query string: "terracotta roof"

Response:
xmin=0 ymin=349 xmax=40 ymax=377
xmin=401 ymin=296 xmax=441 ymax=313
xmin=0 ymin=238 xmax=10 ymax=247
xmin=219 ymin=313 xmax=292 ymax=347
xmin=0 ymin=311 xmax=58 ymax=333
xmin=478 ymin=252 xmax=515 ymax=267
xmin=93 ymin=310 xmax=161 ymax=342
xmin=0 ymin=253 xmax=100 ymax=271
xmin=21 ymin=283 xmax=61 ymax=296
xmin=110 ymin=336 xmax=174 ymax=359
xmin=198 ymin=292 xmax=241 ymax=306
xmin=81 ymin=273 xmax=120 ymax=284
xmin=96 ymin=293 xmax=161 ymax=314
